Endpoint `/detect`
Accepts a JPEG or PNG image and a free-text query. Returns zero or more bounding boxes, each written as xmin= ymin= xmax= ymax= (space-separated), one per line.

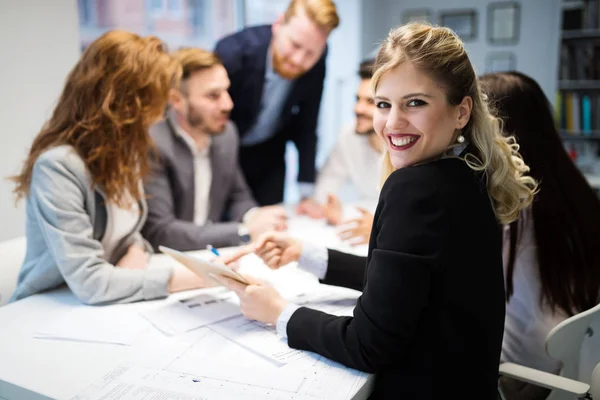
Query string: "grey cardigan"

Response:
xmin=9 ymin=145 xmax=173 ymax=305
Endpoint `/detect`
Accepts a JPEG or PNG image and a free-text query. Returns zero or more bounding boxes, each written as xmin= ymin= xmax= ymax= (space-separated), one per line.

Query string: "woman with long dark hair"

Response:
xmin=481 ymin=71 xmax=600 ymax=399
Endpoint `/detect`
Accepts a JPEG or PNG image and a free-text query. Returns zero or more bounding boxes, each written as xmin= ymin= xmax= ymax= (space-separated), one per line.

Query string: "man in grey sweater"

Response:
xmin=142 ymin=48 xmax=287 ymax=252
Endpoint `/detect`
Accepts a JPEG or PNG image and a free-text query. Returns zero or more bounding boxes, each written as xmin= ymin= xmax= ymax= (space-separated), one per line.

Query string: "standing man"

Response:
xmin=142 ymin=48 xmax=287 ymax=252
xmin=214 ymin=0 xmax=340 ymax=206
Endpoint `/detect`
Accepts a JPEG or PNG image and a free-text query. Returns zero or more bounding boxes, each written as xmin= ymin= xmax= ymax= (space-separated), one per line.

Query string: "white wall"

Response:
xmin=361 ymin=0 xmax=562 ymax=103
xmin=0 ymin=0 xmax=81 ymax=241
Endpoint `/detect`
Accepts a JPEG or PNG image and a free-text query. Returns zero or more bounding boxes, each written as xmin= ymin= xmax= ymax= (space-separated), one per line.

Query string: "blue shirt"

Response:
xmin=241 ymin=47 xmax=294 ymax=146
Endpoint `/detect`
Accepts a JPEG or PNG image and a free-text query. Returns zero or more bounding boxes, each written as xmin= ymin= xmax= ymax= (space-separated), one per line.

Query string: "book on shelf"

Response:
xmin=559 ymin=43 xmax=600 ymax=81
xmin=556 ymin=91 xmax=600 ymax=134
xmin=558 ymin=0 xmax=600 ymax=137
xmin=563 ymin=0 xmax=600 ymax=30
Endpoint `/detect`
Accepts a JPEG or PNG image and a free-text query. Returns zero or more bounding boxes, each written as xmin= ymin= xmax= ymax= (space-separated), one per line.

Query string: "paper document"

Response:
xmin=35 ymin=305 xmax=150 ymax=345
xmin=208 ymin=316 xmax=308 ymax=366
xmin=72 ymin=363 xmax=208 ymax=400
xmin=73 ymin=362 xmax=339 ymax=400
xmin=281 ymin=353 xmax=372 ymax=400
xmin=293 ymin=286 xmax=359 ymax=317
xmin=286 ymin=216 xmax=368 ymax=257
xmin=205 ymin=286 xmax=360 ymax=366
xmin=141 ymin=289 xmax=241 ymax=335
xmin=73 ymin=284 xmax=370 ymax=400
xmin=160 ymin=245 xmax=249 ymax=285
xmin=163 ymin=327 xmax=304 ymax=391
xmin=233 ymin=252 xmax=321 ymax=299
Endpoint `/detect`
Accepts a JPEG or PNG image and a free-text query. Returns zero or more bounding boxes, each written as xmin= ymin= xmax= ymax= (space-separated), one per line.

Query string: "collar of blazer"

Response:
xmin=166 ymin=111 xmax=213 ymax=156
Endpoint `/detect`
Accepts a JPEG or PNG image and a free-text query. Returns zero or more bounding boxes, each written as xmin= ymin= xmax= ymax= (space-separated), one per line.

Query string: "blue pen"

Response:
xmin=206 ymin=245 xmax=220 ymax=257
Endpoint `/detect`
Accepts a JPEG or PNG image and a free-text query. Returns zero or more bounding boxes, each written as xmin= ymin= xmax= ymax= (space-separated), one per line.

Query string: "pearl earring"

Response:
xmin=457 ymin=134 xmax=465 ymax=144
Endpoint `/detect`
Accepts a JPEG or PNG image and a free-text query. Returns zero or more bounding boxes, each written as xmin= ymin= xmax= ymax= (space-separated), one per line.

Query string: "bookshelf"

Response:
xmin=557 ymin=0 xmax=600 ymax=136
xmin=561 ymin=28 xmax=600 ymax=40
xmin=558 ymin=80 xmax=600 ymax=91
xmin=560 ymin=130 xmax=600 ymax=140
xmin=557 ymin=0 xmax=600 ymax=184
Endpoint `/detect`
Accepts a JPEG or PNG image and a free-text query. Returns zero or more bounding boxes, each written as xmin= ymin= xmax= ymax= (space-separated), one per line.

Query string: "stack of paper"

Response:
xmin=35 ymin=305 xmax=150 ymax=346
xmin=140 ymin=289 xmax=242 ymax=335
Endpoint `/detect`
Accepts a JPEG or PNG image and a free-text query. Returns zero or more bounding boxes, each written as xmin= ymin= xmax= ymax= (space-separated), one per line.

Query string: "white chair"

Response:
xmin=499 ymin=301 xmax=600 ymax=399
xmin=498 ymin=362 xmax=600 ymax=400
xmin=0 ymin=236 xmax=26 ymax=306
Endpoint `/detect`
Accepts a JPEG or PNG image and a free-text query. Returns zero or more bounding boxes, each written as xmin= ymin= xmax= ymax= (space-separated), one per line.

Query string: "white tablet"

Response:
xmin=159 ymin=246 xmax=249 ymax=285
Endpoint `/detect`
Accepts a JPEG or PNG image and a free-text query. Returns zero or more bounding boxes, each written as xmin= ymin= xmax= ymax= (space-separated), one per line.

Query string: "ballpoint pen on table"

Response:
xmin=206 ymin=245 xmax=220 ymax=257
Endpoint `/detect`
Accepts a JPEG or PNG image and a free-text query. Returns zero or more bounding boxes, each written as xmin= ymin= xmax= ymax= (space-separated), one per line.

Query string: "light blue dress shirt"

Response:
xmin=241 ymin=47 xmax=294 ymax=146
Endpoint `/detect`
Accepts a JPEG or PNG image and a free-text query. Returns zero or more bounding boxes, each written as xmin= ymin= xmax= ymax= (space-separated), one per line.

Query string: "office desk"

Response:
xmin=0 ymin=215 xmax=372 ymax=400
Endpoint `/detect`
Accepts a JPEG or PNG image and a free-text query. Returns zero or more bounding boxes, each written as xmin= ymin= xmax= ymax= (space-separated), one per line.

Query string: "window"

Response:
xmin=167 ymin=0 xmax=184 ymax=18
xmin=78 ymin=0 xmax=95 ymax=25
xmin=244 ymin=0 xmax=288 ymax=25
xmin=78 ymin=0 xmax=243 ymax=52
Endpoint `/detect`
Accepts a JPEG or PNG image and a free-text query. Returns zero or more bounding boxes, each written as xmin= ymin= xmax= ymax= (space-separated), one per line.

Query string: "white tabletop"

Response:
xmin=0 ymin=215 xmax=372 ymax=400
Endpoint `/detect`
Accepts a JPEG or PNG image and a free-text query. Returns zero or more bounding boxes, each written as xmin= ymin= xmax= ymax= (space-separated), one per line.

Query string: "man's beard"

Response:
xmin=272 ymin=47 xmax=307 ymax=80
xmin=356 ymin=128 xmax=376 ymax=136
xmin=355 ymin=114 xmax=375 ymax=136
xmin=187 ymin=104 xmax=228 ymax=135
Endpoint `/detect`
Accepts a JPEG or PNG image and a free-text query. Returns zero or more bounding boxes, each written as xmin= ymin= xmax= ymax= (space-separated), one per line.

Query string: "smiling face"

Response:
xmin=271 ymin=10 xmax=329 ymax=80
xmin=373 ymin=62 xmax=472 ymax=170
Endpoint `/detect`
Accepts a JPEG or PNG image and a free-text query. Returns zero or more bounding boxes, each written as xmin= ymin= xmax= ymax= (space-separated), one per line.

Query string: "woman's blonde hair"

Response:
xmin=10 ymin=30 xmax=181 ymax=207
xmin=372 ymin=22 xmax=537 ymax=224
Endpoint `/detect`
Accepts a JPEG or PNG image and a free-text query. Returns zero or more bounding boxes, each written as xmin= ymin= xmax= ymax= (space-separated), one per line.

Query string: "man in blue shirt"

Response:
xmin=214 ymin=0 xmax=340 ymax=207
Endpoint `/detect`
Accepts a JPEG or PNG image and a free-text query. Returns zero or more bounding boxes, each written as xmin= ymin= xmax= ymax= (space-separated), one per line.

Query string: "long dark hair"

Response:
xmin=481 ymin=71 xmax=600 ymax=316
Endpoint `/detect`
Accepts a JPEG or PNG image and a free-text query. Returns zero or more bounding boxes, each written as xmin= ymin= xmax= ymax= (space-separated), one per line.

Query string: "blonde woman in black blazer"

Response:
xmin=219 ymin=23 xmax=537 ymax=400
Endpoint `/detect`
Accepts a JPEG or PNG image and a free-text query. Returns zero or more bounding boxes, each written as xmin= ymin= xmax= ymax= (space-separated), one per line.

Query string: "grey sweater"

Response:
xmin=9 ymin=145 xmax=173 ymax=305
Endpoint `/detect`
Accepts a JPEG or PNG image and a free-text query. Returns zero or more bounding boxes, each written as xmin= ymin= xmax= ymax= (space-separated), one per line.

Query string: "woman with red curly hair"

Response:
xmin=9 ymin=30 xmax=205 ymax=304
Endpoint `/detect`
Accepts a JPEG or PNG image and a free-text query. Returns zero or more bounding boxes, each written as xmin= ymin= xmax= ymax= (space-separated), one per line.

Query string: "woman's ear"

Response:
xmin=456 ymin=96 xmax=473 ymax=130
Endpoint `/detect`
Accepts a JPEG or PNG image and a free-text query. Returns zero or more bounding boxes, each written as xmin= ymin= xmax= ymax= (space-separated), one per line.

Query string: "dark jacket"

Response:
xmin=214 ymin=25 xmax=327 ymax=185
xmin=289 ymin=158 xmax=505 ymax=399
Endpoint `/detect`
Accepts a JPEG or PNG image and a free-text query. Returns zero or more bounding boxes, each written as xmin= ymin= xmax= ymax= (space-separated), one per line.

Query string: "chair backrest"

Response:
xmin=545 ymin=301 xmax=600 ymax=400
xmin=590 ymin=363 xmax=600 ymax=399
xmin=0 ymin=236 xmax=26 ymax=306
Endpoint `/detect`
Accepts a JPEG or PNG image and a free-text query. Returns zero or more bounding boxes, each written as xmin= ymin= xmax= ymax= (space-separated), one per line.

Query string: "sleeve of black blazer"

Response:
xmin=289 ymin=51 xmax=327 ymax=184
xmin=142 ymin=155 xmax=240 ymax=252
xmin=286 ymin=166 xmax=447 ymax=373
xmin=321 ymin=249 xmax=366 ymax=292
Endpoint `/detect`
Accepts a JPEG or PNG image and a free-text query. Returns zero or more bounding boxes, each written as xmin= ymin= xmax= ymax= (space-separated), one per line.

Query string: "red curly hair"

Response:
xmin=11 ymin=30 xmax=181 ymax=207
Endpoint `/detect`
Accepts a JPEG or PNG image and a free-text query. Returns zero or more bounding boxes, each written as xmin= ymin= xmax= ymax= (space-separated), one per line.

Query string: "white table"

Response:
xmin=0 ymin=215 xmax=372 ymax=400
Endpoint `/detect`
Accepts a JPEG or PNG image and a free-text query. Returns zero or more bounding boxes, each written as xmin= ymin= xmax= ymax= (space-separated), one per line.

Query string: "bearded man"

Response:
xmin=214 ymin=0 xmax=340 ymax=206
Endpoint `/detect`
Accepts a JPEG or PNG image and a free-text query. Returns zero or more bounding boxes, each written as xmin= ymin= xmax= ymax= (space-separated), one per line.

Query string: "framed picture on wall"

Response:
xmin=485 ymin=51 xmax=516 ymax=73
xmin=488 ymin=2 xmax=521 ymax=44
xmin=439 ymin=10 xmax=477 ymax=41
xmin=402 ymin=9 xmax=434 ymax=24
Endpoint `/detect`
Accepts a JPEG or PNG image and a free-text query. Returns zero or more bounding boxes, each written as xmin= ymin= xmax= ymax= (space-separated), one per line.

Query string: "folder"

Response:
xmin=159 ymin=246 xmax=249 ymax=286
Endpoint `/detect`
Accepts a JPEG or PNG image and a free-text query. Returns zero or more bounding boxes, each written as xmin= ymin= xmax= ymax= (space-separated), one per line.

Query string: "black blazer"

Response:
xmin=214 ymin=25 xmax=327 ymax=184
xmin=288 ymin=158 xmax=505 ymax=399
